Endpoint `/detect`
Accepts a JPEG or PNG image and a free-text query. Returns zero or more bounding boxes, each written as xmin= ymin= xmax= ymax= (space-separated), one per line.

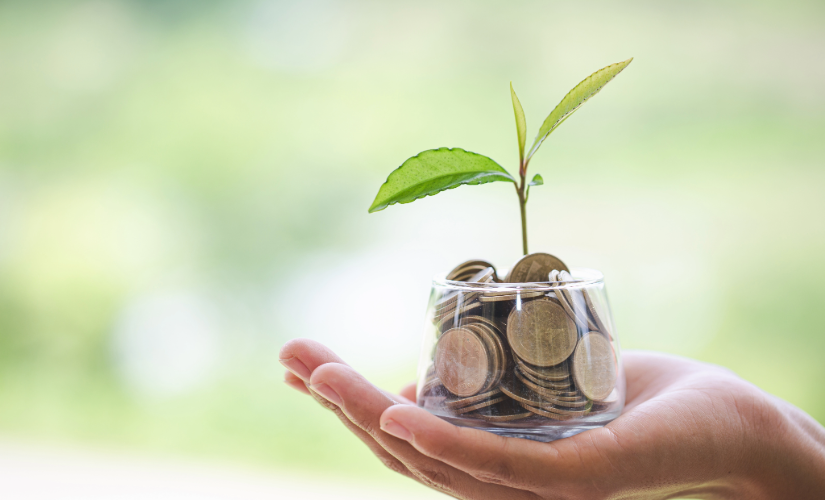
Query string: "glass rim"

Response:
xmin=432 ymin=267 xmax=604 ymax=291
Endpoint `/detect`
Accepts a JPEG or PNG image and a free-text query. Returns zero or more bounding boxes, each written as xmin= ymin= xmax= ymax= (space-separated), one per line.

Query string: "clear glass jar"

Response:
xmin=416 ymin=268 xmax=624 ymax=442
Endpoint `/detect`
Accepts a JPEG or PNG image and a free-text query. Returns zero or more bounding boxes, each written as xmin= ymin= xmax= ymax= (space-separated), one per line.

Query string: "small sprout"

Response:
xmin=369 ymin=59 xmax=633 ymax=255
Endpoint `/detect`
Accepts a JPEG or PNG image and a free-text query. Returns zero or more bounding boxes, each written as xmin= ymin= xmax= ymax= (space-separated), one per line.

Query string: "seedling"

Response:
xmin=369 ymin=58 xmax=633 ymax=255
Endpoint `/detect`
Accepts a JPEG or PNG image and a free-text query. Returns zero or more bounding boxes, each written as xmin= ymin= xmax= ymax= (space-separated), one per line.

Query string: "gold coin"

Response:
xmin=435 ymin=290 xmax=481 ymax=312
xmin=518 ymin=403 xmax=575 ymax=420
xmin=436 ymin=268 xmax=493 ymax=313
xmin=471 ymin=409 xmax=533 ymax=422
xmin=583 ymin=287 xmax=613 ymax=339
xmin=419 ymin=378 xmax=448 ymax=398
xmin=444 ymin=388 xmax=502 ymax=409
xmin=571 ymin=332 xmax=617 ymax=401
xmin=558 ymin=271 xmax=599 ymax=331
xmin=505 ymin=253 xmax=569 ymax=283
xmin=529 ymin=397 xmax=593 ymax=414
xmin=461 ymin=315 xmax=504 ymax=336
xmin=510 ymin=368 xmax=579 ymax=399
xmin=453 ymin=396 xmax=506 ymax=415
xmin=498 ymin=376 xmax=546 ymax=406
xmin=467 ymin=267 xmax=495 ymax=284
xmin=453 ymin=269 xmax=495 ymax=282
xmin=479 ymin=290 xmax=545 ymax=302
xmin=435 ymin=327 xmax=490 ymax=397
xmin=518 ymin=401 xmax=587 ymax=420
xmin=447 ymin=260 xmax=497 ymax=281
xmin=469 ymin=323 xmax=508 ymax=388
xmin=507 ymin=299 xmax=578 ymax=367
xmin=466 ymin=399 xmax=533 ymax=421
xmin=515 ymin=367 xmax=573 ymax=392
xmin=463 ymin=324 xmax=500 ymax=392
xmin=554 ymin=287 xmax=582 ymax=327
xmin=435 ymin=301 xmax=482 ymax=325
xmin=515 ymin=358 xmax=570 ymax=381
xmin=591 ymin=389 xmax=620 ymax=411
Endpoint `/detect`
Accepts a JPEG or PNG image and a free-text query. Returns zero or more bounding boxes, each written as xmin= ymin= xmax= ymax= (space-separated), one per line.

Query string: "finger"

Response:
xmin=304 ymin=386 xmax=417 ymax=480
xmin=310 ymin=362 xmax=536 ymax=499
xmin=281 ymin=338 xmax=412 ymax=405
xmin=280 ymin=340 xmax=417 ymax=481
xmin=279 ymin=338 xmax=348 ymax=382
xmin=399 ymin=382 xmax=417 ymax=403
xmin=284 ymin=371 xmax=310 ymax=395
xmin=380 ymin=403 xmax=570 ymax=490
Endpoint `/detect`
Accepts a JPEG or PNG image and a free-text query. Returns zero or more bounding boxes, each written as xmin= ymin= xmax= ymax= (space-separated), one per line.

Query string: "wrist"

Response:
xmin=738 ymin=390 xmax=825 ymax=498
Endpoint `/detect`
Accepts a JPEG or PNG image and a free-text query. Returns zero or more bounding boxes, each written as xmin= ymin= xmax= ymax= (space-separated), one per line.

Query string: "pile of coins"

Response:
xmin=421 ymin=253 xmax=619 ymax=423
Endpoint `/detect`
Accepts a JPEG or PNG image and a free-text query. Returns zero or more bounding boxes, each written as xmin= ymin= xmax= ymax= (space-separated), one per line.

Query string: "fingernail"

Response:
xmin=279 ymin=356 xmax=311 ymax=381
xmin=308 ymin=383 xmax=342 ymax=406
xmin=381 ymin=419 xmax=413 ymax=441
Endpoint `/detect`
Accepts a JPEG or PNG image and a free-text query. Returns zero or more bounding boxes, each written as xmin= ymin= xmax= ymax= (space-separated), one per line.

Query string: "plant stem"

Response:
xmin=516 ymin=172 xmax=528 ymax=255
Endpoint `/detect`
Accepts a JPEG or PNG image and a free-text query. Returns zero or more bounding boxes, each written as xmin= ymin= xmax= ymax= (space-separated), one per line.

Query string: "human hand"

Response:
xmin=280 ymin=339 xmax=825 ymax=499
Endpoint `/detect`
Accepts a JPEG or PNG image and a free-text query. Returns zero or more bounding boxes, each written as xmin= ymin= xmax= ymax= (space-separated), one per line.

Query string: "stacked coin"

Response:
xmin=433 ymin=266 xmax=494 ymax=325
xmin=422 ymin=253 xmax=619 ymax=423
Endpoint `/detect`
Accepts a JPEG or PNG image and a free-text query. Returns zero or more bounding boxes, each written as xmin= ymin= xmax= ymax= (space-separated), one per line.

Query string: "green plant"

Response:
xmin=368 ymin=58 xmax=633 ymax=255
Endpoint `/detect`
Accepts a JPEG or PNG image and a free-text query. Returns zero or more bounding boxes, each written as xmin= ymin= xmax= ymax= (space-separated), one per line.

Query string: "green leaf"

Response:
xmin=368 ymin=147 xmax=515 ymax=213
xmin=525 ymin=173 xmax=543 ymax=202
xmin=526 ymin=58 xmax=633 ymax=161
xmin=510 ymin=82 xmax=527 ymax=164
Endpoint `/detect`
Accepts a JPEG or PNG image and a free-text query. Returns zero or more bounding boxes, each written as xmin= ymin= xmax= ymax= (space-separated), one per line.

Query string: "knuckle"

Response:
xmin=414 ymin=466 xmax=453 ymax=491
xmin=309 ymin=391 xmax=338 ymax=412
xmin=473 ymin=459 xmax=517 ymax=486
xmin=377 ymin=455 xmax=408 ymax=475
xmin=360 ymin=420 xmax=379 ymax=436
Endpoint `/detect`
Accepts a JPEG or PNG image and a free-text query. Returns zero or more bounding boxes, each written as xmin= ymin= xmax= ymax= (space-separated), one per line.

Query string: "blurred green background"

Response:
xmin=0 ymin=0 xmax=823 ymax=494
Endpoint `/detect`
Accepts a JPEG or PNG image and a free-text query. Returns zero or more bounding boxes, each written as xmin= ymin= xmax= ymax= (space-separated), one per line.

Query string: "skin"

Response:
xmin=280 ymin=339 xmax=825 ymax=499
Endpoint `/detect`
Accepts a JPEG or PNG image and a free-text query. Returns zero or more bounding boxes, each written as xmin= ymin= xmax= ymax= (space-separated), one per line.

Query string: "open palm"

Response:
xmin=280 ymin=339 xmax=825 ymax=499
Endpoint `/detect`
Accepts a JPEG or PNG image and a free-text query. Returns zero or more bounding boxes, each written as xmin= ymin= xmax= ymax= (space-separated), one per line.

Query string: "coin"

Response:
xmin=583 ymin=287 xmax=613 ymax=339
xmin=515 ymin=367 xmax=574 ymax=392
xmin=467 ymin=399 xmax=533 ymax=421
xmin=444 ymin=388 xmax=503 ymax=409
xmin=498 ymin=376 xmax=546 ymax=406
xmin=420 ymin=377 xmax=442 ymax=395
xmin=435 ymin=290 xmax=480 ymax=313
xmin=435 ymin=267 xmax=494 ymax=313
xmin=591 ymin=389 xmax=620 ymax=410
xmin=435 ymin=300 xmax=482 ymax=325
xmin=505 ymin=253 xmax=569 ymax=282
xmin=571 ymin=332 xmax=617 ymax=401
xmin=447 ymin=260 xmax=497 ymax=281
xmin=558 ymin=271 xmax=599 ymax=331
xmin=515 ymin=358 xmax=571 ymax=381
xmin=435 ymin=327 xmax=490 ymax=397
xmin=454 ymin=396 xmax=506 ymax=415
xmin=518 ymin=401 xmax=591 ymax=420
xmin=514 ymin=367 xmax=571 ymax=391
xmin=430 ymin=256 xmax=622 ymax=422
xmin=557 ymin=289 xmax=599 ymax=332
xmin=470 ymin=409 xmax=533 ymax=422
xmin=461 ymin=315 xmax=504 ymax=336
xmin=517 ymin=389 xmax=584 ymax=408
xmin=529 ymin=398 xmax=593 ymax=414
xmin=463 ymin=324 xmax=500 ymax=392
xmin=518 ymin=402 xmax=578 ymax=420
xmin=507 ymin=299 xmax=578 ymax=367
xmin=479 ymin=290 xmax=545 ymax=302
xmin=437 ymin=313 xmax=496 ymax=335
